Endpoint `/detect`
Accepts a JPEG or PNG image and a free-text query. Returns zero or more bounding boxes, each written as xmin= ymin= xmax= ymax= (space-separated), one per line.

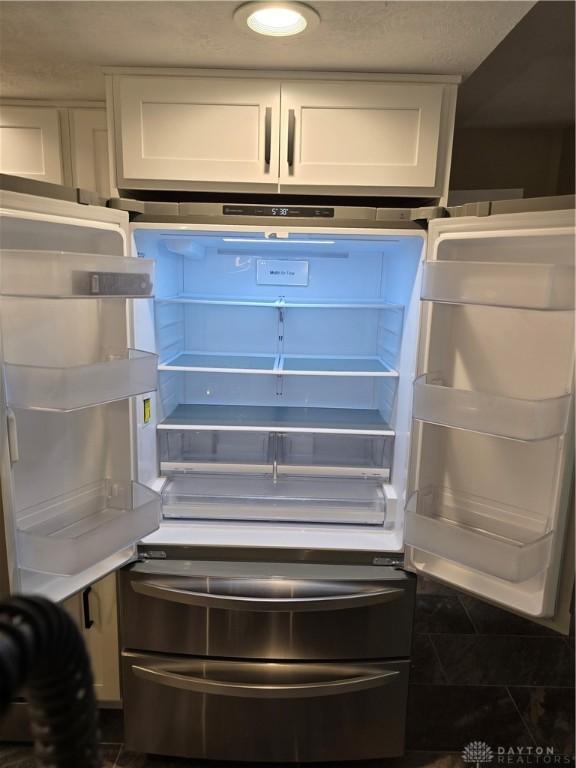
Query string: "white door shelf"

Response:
xmin=17 ymin=480 xmax=160 ymax=575
xmin=421 ymin=261 xmax=574 ymax=310
xmin=4 ymin=349 xmax=158 ymax=411
xmin=159 ymin=352 xmax=398 ymax=377
xmin=0 ymin=250 xmax=154 ymax=298
xmin=405 ymin=487 xmax=553 ymax=583
xmin=413 ymin=374 xmax=572 ymax=441
xmin=161 ymin=473 xmax=387 ymax=526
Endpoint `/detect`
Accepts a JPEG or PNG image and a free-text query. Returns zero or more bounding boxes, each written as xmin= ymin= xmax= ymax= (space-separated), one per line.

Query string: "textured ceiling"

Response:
xmin=0 ymin=1 xmax=535 ymax=100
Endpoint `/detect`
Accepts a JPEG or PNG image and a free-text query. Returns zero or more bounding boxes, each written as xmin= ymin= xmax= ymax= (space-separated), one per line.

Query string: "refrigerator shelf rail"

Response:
xmin=421 ymin=261 xmax=574 ymax=310
xmin=158 ymin=352 xmax=398 ymax=377
xmin=156 ymin=295 xmax=404 ymax=310
xmin=413 ymin=374 xmax=572 ymax=442
xmin=161 ymin=473 xmax=388 ymax=526
xmin=405 ymin=486 xmax=553 ymax=582
xmin=4 ymin=349 xmax=158 ymax=411
xmin=17 ymin=480 xmax=161 ymax=575
xmin=0 ymin=249 xmax=155 ymax=298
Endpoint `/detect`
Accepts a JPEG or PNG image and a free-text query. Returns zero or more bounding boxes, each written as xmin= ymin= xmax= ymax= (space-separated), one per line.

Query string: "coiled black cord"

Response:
xmin=0 ymin=595 xmax=102 ymax=768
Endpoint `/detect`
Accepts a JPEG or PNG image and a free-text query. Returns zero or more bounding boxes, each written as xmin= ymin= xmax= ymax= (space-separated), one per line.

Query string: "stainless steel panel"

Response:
xmin=122 ymin=652 xmax=409 ymax=761
xmin=119 ymin=563 xmax=414 ymax=659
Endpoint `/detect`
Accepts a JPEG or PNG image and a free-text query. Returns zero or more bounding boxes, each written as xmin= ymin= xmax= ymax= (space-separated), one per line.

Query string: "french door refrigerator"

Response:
xmin=0 ymin=184 xmax=573 ymax=759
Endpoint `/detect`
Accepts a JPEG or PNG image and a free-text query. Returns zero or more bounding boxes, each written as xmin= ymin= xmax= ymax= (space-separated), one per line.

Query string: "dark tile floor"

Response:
xmin=1 ymin=578 xmax=573 ymax=767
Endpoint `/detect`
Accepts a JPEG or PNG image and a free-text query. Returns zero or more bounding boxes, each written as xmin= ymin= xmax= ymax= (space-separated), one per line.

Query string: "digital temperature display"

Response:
xmin=223 ymin=205 xmax=334 ymax=218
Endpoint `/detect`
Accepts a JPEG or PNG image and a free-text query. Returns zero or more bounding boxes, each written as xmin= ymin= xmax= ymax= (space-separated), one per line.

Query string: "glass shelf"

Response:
xmin=160 ymin=404 xmax=393 ymax=435
xmin=405 ymin=486 xmax=552 ymax=582
xmin=0 ymin=249 xmax=154 ymax=298
xmin=159 ymin=353 xmax=398 ymax=378
xmin=413 ymin=374 xmax=572 ymax=441
xmin=157 ymin=294 xmax=402 ymax=310
xmin=421 ymin=261 xmax=574 ymax=310
xmin=161 ymin=473 xmax=387 ymax=526
xmin=17 ymin=480 xmax=160 ymax=575
xmin=4 ymin=349 xmax=158 ymax=411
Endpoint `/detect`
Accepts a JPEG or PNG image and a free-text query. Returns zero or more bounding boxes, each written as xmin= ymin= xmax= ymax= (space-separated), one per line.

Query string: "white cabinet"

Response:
xmin=279 ymin=81 xmax=444 ymax=193
xmin=63 ymin=572 xmax=121 ymax=703
xmin=113 ymin=76 xmax=281 ymax=191
xmin=69 ymin=108 xmax=111 ymax=197
xmin=106 ymin=70 xmax=458 ymax=197
xmin=0 ymin=106 xmax=63 ymax=183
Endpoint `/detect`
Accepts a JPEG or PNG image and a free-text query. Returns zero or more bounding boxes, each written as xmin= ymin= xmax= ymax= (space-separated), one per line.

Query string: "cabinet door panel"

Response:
xmin=70 ymin=108 xmax=111 ymax=197
xmin=115 ymin=76 xmax=280 ymax=189
xmin=0 ymin=106 xmax=63 ymax=183
xmin=279 ymin=81 xmax=444 ymax=191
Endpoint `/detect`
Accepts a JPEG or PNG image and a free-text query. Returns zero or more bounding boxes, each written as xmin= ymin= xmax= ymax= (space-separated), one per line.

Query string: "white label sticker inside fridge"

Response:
xmin=256 ymin=259 xmax=309 ymax=286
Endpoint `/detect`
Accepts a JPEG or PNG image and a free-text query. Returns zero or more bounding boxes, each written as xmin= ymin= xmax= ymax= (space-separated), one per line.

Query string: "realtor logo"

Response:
xmin=463 ymin=741 xmax=495 ymax=768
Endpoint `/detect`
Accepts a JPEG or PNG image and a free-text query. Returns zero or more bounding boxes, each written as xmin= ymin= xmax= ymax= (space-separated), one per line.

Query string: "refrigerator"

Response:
xmin=0 ymin=180 xmax=574 ymax=757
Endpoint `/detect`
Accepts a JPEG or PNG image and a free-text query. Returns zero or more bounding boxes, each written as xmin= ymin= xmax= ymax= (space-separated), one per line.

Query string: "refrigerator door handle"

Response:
xmin=131 ymin=662 xmax=400 ymax=699
xmin=131 ymin=579 xmax=404 ymax=611
xmin=6 ymin=408 xmax=19 ymax=464
xmin=287 ymin=109 xmax=296 ymax=171
xmin=264 ymin=107 xmax=272 ymax=170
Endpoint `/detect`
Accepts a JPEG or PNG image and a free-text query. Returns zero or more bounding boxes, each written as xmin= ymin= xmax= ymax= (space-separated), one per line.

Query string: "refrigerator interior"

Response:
xmin=133 ymin=227 xmax=424 ymax=538
xmin=406 ymin=226 xmax=574 ymax=616
xmin=0 ymin=212 xmax=160 ymax=598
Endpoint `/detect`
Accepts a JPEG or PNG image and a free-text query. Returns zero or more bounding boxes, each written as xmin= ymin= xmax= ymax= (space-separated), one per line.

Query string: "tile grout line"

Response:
xmin=457 ymin=595 xmax=480 ymax=635
xmin=506 ymin=685 xmax=538 ymax=748
xmin=427 ymin=632 xmax=451 ymax=684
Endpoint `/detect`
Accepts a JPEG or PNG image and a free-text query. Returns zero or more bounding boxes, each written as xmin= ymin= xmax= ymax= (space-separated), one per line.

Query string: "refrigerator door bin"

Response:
xmin=17 ymin=480 xmax=161 ymax=575
xmin=0 ymin=249 xmax=154 ymax=298
xmin=4 ymin=349 xmax=158 ymax=411
xmin=161 ymin=473 xmax=387 ymax=525
xmin=421 ymin=260 xmax=574 ymax=310
xmin=413 ymin=374 xmax=571 ymax=441
xmin=120 ymin=563 xmax=415 ymax=660
xmin=122 ymin=652 xmax=409 ymax=761
xmin=405 ymin=487 xmax=553 ymax=582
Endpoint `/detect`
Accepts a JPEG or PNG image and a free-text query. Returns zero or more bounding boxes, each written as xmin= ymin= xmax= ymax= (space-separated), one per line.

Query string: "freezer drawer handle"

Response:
xmin=131 ymin=580 xmax=404 ymax=612
xmin=264 ymin=107 xmax=272 ymax=170
xmin=132 ymin=663 xmax=399 ymax=699
xmin=287 ymin=109 xmax=296 ymax=171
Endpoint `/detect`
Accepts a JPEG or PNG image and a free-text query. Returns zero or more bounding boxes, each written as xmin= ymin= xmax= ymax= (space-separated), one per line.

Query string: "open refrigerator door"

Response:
xmin=0 ymin=189 xmax=161 ymax=602
xmin=405 ymin=206 xmax=575 ymax=629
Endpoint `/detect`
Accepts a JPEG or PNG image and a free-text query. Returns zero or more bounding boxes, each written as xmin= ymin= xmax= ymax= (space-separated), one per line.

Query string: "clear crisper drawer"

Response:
xmin=4 ymin=349 xmax=158 ymax=411
xmin=162 ymin=473 xmax=387 ymax=525
xmin=413 ymin=374 xmax=572 ymax=441
xmin=160 ymin=430 xmax=273 ymax=466
xmin=17 ymin=480 xmax=161 ymax=575
xmin=0 ymin=250 xmax=154 ymax=298
xmin=405 ymin=487 xmax=553 ymax=582
xmin=282 ymin=433 xmax=392 ymax=474
xmin=421 ymin=261 xmax=574 ymax=310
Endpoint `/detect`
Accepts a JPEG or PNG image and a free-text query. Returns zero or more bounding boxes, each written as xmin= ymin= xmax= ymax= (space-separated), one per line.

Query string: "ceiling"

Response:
xmin=0 ymin=1 xmax=535 ymax=101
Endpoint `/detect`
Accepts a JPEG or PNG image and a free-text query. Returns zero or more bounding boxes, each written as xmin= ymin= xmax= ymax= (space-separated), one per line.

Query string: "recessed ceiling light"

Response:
xmin=235 ymin=2 xmax=320 ymax=37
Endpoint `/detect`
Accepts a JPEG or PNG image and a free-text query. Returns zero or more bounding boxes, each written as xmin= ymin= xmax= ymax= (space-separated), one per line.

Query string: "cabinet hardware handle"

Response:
xmin=82 ymin=587 xmax=94 ymax=629
xmin=131 ymin=580 xmax=403 ymax=612
xmin=264 ymin=107 xmax=272 ymax=170
xmin=132 ymin=663 xmax=399 ymax=699
xmin=287 ymin=109 xmax=296 ymax=171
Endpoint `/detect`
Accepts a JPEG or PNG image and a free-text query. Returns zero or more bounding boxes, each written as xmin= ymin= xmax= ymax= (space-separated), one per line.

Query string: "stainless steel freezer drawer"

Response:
xmin=122 ymin=652 xmax=409 ymax=762
xmin=119 ymin=561 xmax=415 ymax=660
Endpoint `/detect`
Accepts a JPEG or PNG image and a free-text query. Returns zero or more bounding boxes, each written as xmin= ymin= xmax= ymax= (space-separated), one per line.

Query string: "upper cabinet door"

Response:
xmin=0 ymin=106 xmax=63 ymax=183
xmin=113 ymin=76 xmax=281 ymax=190
xmin=279 ymin=81 xmax=445 ymax=193
xmin=69 ymin=108 xmax=111 ymax=198
xmin=405 ymin=209 xmax=575 ymax=628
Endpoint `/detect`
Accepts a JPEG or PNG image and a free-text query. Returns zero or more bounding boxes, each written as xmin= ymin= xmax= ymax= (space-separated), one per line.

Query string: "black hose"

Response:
xmin=0 ymin=595 xmax=102 ymax=768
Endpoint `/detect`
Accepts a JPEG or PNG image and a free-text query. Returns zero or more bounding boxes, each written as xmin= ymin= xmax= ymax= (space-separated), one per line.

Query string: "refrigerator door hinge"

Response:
xmin=140 ymin=549 xmax=168 ymax=561
xmin=6 ymin=408 xmax=19 ymax=464
xmin=372 ymin=555 xmax=404 ymax=567
xmin=409 ymin=206 xmax=447 ymax=223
